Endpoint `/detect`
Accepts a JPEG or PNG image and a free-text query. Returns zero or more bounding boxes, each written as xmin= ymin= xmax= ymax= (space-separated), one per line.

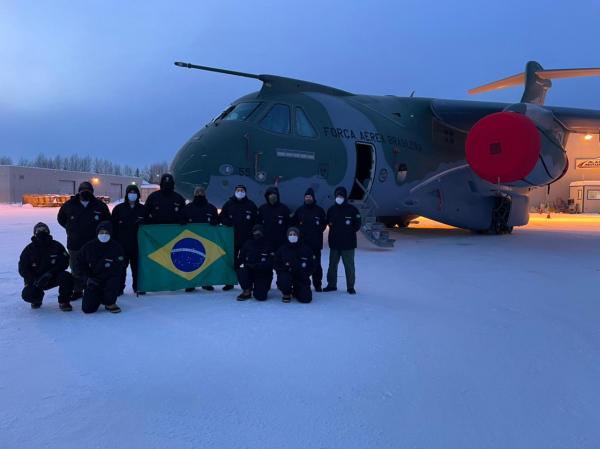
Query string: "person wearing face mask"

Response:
xmin=218 ymin=185 xmax=258 ymax=291
xmin=183 ymin=185 xmax=219 ymax=292
xmin=324 ymin=186 xmax=361 ymax=294
xmin=77 ymin=221 xmax=125 ymax=313
xmin=111 ymin=184 xmax=147 ymax=295
xmin=236 ymin=224 xmax=275 ymax=301
xmin=257 ymin=186 xmax=290 ymax=251
xmin=290 ymin=187 xmax=327 ymax=292
xmin=275 ymin=227 xmax=315 ymax=303
xmin=57 ymin=181 xmax=111 ymax=300
xmin=18 ymin=222 xmax=74 ymax=311
xmin=144 ymin=173 xmax=186 ymax=225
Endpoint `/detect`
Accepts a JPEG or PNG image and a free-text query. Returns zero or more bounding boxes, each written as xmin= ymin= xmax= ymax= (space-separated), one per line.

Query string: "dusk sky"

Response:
xmin=2 ymin=0 xmax=600 ymax=167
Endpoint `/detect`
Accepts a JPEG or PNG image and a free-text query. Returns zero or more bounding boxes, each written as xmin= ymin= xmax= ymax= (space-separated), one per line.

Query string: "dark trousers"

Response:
xmin=82 ymin=275 xmax=120 ymax=314
xmin=237 ymin=267 xmax=272 ymax=301
xmin=326 ymin=249 xmax=356 ymax=289
xmin=311 ymin=249 xmax=323 ymax=288
xmin=120 ymin=248 xmax=139 ymax=292
xmin=276 ymin=271 xmax=312 ymax=303
xmin=21 ymin=271 xmax=73 ymax=305
xmin=68 ymin=248 xmax=84 ymax=294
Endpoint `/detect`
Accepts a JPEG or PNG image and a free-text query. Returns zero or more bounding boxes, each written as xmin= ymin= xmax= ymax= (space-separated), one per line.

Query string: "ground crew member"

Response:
xmin=236 ymin=224 xmax=275 ymax=301
xmin=275 ymin=227 xmax=315 ymax=303
xmin=78 ymin=221 xmax=124 ymax=314
xmin=257 ymin=186 xmax=290 ymax=251
xmin=111 ymin=184 xmax=146 ymax=295
xmin=18 ymin=222 xmax=73 ymax=311
xmin=324 ymin=186 xmax=361 ymax=294
xmin=57 ymin=181 xmax=110 ymax=300
xmin=144 ymin=173 xmax=186 ymax=225
xmin=219 ymin=185 xmax=258 ymax=290
xmin=290 ymin=187 xmax=327 ymax=291
xmin=183 ymin=185 xmax=219 ymax=292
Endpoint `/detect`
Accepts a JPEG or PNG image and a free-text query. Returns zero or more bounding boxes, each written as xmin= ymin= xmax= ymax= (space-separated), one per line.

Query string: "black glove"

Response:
xmin=86 ymin=277 xmax=100 ymax=288
xmin=34 ymin=272 xmax=53 ymax=289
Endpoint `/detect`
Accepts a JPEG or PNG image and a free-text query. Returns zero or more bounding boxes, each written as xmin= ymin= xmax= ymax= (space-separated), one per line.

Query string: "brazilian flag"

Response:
xmin=137 ymin=224 xmax=236 ymax=292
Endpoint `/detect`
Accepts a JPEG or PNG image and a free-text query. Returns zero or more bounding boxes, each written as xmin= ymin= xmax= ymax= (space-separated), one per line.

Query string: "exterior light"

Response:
xmin=91 ymin=177 xmax=100 ymax=185
xmin=584 ymin=134 xmax=593 ymax=141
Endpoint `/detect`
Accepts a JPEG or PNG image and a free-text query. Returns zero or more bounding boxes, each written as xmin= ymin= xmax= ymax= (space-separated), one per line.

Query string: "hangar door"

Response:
xmin=109 ymin=183 xmax=123 ymax=201
xmin=58 ymin=180 xmax=75 ymax=195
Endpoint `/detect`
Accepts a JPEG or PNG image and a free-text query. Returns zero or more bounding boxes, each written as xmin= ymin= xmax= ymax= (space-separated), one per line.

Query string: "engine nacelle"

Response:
xmin=465 ymin=104 xmax=568 ymax=187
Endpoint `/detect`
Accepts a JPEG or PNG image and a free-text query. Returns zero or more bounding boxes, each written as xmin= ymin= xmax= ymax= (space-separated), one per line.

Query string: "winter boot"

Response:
xmin=347 ymin=288 xmax=356 ymax=295
xmin=105 ymin=304 xmax=122 ymax=314
xmin=282 ymin=295 xmax=292 ymax=303
xmin=59 ymin=302 xmax=73 ymax=312
xmin=202 ymin=286 xmax=215 ymax=291
xmin=237 ymin=290 xmax=252 ymax=301
xmin=31 ymin=302 xmax=42 ymax=309
xmin=223 ymin=284 xmax=234 ymax=291
xmin=323 ymin=285 xmax=337 ymax=292
xmin=185 ymin=287 xmax=196 ymax=293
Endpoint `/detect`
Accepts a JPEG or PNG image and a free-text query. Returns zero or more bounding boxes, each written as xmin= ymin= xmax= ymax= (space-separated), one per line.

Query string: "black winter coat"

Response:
xmin=111 ymin=201 xmax=147 ymax=253
xmin=219 ymin=196 xmax=258 ymax=247
xmin=326 ymin=203 xmax=362 ymax=250
xmin=144 ymin=190 xmax=186 ymax=225
xmin=291 ymin=203 xmax=327 ymax=251
xmin=57 ymin=195 xmax=111 ymax=250
xmin=258 ymin=202 xmax=291 ymax=250
xmin=77 ymin=239 xmax=125 ymax=283
xmin=18 ymin=236 xmax=70 ymax=284
xmin=275 ymin=241 xmax=315 ymax=277
xmin=183 ymin=197 xmax=219 ymax=225
xmin=238 ymin=237 xmax=275 ymax=272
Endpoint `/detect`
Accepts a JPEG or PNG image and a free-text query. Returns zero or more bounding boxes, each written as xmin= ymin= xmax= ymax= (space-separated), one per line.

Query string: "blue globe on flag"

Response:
xmin=170 ymin=238 xmax=206 ymax=272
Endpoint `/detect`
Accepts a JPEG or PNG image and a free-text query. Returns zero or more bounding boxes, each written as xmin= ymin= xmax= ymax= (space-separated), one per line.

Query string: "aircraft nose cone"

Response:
xmin=171 ymin=141 xmax=210 ymax=199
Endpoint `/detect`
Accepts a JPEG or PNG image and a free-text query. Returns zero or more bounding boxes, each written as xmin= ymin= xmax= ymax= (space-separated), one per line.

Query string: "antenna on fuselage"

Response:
xmin=174 ymin=61 xmax=261 ymax=80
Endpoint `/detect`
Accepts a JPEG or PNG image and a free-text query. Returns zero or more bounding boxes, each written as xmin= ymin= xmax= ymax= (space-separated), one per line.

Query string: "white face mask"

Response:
xmin=288 ymin=235 xmax=298 ymax=243
xmin=127 ymin=193 xmax=138 ymax=202
xmin=335 ymin=197 xmax=344 ymax=205
xmin=98 ymin=234 xmax=111 ymax=243
xmin=235 ymin=191 xmax=246 ymax=199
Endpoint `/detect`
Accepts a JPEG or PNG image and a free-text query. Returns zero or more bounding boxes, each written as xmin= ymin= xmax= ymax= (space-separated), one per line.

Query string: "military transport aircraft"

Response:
xmin=170 ymin=60 xmax=600 ymax=246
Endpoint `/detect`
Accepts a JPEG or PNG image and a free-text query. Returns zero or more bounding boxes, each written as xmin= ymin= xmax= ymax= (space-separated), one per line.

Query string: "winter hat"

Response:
xmin=33 ymin=222 xmax=50 ymax=235
xmin=334 ymin=186 xmax=347 ymax=198
xmin=194 ymin=185 xmax=206 ymax=196
xmin=287 ymin=226 xmax=300 ymax=236
xmin=78 ymin=181 xmax=94 ymax=193
xmin=304 ymin=187 xmax=315 ymax=200
xmin=125 ymin=184 xmax=140 ymax=196
xmin=160 ymin=173 xmax=175 ymax=189
xmin=234 ymin=184 xmax=247 ymax=192
xmin=264 ymin=186 xmax=279 ymax=202
xmin=96 ymin=220 xmax=113 ymax=235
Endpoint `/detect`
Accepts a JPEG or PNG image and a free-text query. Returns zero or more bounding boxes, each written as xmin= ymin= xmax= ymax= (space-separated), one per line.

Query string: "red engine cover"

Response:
xmin=465 ymin=112 xmax=541 ymax=184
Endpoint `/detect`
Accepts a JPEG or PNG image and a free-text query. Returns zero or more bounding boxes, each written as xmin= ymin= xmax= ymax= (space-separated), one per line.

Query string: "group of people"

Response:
xmin=18 ymin=173 xmax=362 ymax=313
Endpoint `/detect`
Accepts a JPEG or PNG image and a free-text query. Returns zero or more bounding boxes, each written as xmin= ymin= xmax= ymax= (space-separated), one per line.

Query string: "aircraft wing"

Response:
xmin=431 ymin=99 xmax=600 ymax=135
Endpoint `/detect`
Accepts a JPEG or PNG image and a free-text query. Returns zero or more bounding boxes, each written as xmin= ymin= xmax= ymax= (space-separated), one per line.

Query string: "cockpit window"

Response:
xmin=260 ymin=104 xmax=291 ymax=134
xmin=220 ymin=102 xmax=261 ymax=121
xmin=295 ymin=107 xmax=317 ymax=138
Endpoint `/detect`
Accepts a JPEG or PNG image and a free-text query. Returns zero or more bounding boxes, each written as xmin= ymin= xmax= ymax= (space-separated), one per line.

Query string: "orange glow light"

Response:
xmin=584 ymin=134 xmax=593 ymax=141
xmin=91 ymin=177 xmax=100 ymax=185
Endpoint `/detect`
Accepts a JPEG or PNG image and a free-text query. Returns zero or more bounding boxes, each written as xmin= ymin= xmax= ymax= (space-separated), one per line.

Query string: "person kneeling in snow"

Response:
xmin=18 ymin=222 xmax=74 ymax=311
xmin=236 ymin=224 xmax=275 ymax=301
xmin=275 ymin=227 xmax=315 ymax=303
xmin=77 ymin=221 xmax=124 ymax=314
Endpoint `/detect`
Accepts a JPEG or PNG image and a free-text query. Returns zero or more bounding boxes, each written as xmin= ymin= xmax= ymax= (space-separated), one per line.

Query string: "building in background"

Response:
xmin=0 ymin=165 xmax=142 ymax=203
xmin=527 ymin=134 xmax=600 ymax=211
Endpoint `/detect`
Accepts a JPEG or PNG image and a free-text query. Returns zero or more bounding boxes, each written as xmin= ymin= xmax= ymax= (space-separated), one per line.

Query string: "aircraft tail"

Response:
xmin=468 ymin=61 xmax=600 ymax=105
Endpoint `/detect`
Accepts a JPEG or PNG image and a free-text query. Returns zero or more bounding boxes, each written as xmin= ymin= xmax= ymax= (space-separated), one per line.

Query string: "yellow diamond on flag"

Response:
xmin=148 ymin=229 xmax=226 ymax=281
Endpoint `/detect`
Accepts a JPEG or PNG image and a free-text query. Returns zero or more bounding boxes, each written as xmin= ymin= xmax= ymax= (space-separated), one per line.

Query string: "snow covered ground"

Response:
xmin=1 ymin=204 xmax=599 ymax=449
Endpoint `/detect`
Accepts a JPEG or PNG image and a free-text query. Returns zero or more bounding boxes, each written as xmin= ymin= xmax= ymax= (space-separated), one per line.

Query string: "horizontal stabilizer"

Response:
xmin=469 ymin=61 xmax=600 ymax=105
